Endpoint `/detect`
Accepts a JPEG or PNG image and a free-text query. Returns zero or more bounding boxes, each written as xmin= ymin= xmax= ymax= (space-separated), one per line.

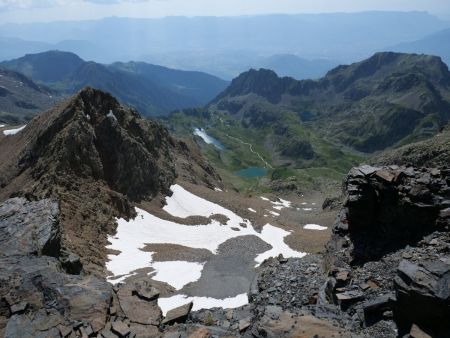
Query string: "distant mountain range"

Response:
xmin=1 ymin=12 xmax=449 ymax=79
xmin=390 ymin=28 xmax=450 ymax=66
xmin=0 ymin=51 xmax=228 ymax=117
xmin=0 ymin=68 xmax=60 ymax=124
xmin=167 ymin=52 xmax=450 ymax=179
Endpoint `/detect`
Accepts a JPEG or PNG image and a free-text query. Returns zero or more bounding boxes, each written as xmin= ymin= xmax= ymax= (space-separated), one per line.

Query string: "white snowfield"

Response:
xmin=158 ymin=293 xmax=249 ymax=316
xmin=3 ymin=125 xmax=26 ymax=135
xmin=151 ymin=261 xmax=204 ymax=290
xmin=163 ymin=184 xmax=251 ymax=229
xmin=106 ymin=184 xmax=305 ymax=313
xmin=193 ymin=128 xmax=221 ymax=148
xmin=303 ymin=224 xmax=328 ymax=231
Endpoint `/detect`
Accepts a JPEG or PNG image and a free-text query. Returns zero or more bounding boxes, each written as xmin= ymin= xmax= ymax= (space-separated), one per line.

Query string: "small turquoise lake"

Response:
xmin=235 ymin=167 xmax=268 ymax=179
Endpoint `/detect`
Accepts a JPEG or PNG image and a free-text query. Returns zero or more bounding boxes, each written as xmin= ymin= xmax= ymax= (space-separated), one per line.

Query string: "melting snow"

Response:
xmin=193 ymin=128 xmax=223 ymax=150
xmin=3 ymin=125 xmax=25 ymax=135
xmin=158 ymin=293 xmax=248 ymax=316
xmin=303 ymin=224 xmax=328 ymax=231
xmin=163 ymin=185 xmax=251 ymax=228
xmin=107 ymin=184 xmax=306 ymax=312
xmin=107 ymin=110 xmax=117 ymax=121
xmin=261 ymin=196 xmax=291 ymax=210
xmin=151 ymin=261 xmax=205 ymax=290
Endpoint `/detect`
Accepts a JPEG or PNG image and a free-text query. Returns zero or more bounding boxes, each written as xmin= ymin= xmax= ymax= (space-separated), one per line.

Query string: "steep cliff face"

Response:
xmin=324 ymin=165 xmax=450 ymax=337
xmin=0 ymin=87 xmax=221 ymax=274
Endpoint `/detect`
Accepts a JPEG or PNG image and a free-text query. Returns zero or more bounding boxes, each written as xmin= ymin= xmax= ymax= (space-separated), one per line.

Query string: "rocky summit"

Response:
xmin=0 ymin=87 xmax=221 ymax=275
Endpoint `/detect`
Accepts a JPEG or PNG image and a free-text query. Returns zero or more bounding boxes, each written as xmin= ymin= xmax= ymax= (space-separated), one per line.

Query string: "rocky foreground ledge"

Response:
xmin=1 ymin=164 xmax=449 ymax=338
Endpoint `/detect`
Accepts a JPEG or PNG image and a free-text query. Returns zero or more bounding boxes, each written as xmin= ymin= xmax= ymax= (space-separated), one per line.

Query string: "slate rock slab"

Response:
xmin=0 ymin=198 xmax=60 ymax=257
xmin=162 ymin=302 xmax=193 ymax=325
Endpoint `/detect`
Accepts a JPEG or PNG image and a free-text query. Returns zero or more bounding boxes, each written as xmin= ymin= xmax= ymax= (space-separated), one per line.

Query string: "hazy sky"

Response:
xmin=1 ymin=0 xmax=450 ymax=23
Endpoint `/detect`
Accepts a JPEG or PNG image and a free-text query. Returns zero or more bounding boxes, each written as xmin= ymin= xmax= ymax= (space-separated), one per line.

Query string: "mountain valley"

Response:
xmin=0 ymin=8 xmax=450 ymax=337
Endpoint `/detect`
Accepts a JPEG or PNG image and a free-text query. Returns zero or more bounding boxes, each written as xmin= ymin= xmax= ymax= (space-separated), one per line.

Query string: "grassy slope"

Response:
xmin=164 ymin=110 xmax=363 ymax=194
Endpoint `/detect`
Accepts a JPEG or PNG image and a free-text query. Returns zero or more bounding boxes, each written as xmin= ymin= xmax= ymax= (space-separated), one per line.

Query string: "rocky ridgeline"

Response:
xmin=0 ymin=87 xmax=221 ymax=275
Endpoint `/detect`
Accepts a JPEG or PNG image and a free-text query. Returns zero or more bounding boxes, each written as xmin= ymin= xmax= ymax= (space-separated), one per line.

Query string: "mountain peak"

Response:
xmin=324 ymin=51 xmax=450 ymax=92
xmin=213 ymin=68 xmax=294 ymax=104
xmin=0 ymin=88 xmax=221 ymax=273
xmin=0 ymin=50 xmax=85 ymax=83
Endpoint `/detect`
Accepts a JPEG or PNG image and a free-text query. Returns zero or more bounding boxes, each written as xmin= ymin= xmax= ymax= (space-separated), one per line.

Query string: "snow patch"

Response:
xmin=107 ymin=110 xmax=117 ymax=121
xmin=193 ymin=128 xmax=223 ymax=150
xmin=158 ymin=293 xmax=248 ymax=316
xmin=107 ymin=184 xmax=306 ymax=311
xmin=260 ymin=196 xmax=270 ymax=201
xmin=3 ymin=125 xmax=25 ymax=135
xmin=163 ymin=184 xmax=251 ymax=228
xmin=303 ymin=224 xmax=328 ymax=231
xmin=254 ymin=224 xmax=305 ymax=264
xmin=214 ymin=187 xmax=223 ymax=192
xmin=269 ymin=210 xmax=280 ymax=217
xmin=151 ymin=261 xmax=205 ymax=290
xmin=248 ymin=208 xmax=257 ymax=213
xmin=302 ymin=208 xmax=312 ymax=211
xmin=0 ymin=124 xmax=5 ymax=128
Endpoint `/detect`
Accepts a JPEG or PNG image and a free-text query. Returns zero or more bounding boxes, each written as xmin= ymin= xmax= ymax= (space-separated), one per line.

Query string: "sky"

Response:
xmin=1 ymin=0 xmax=450 ymax=23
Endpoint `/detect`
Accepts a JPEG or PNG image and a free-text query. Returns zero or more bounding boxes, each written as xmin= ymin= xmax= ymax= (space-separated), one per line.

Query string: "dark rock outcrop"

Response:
xmin=323 ymin=165 xmax=450 ymax=337
xmin=328 ymin=165 xmax=449 ymax=264
xmin=0 ymin=198 xmax=113 ymax=338
xmin=0 ymin=197 xmax=169 ymax=338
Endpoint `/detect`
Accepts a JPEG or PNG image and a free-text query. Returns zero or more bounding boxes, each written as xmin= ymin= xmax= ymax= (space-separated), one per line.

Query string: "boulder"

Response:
xmin=117 ymin=279 xmax=162 ymax=326
xmin=133 ymin=280 xmax=160 ymax=301
xmin=111 ymin=321 xmax=130 ymax=337
xmin=162 ymin=302 xmax=193 ymax=325
xmin=410 ymin=324 xmax=432 ymax=338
